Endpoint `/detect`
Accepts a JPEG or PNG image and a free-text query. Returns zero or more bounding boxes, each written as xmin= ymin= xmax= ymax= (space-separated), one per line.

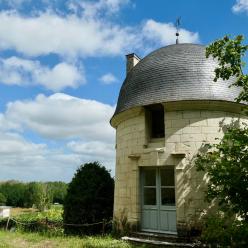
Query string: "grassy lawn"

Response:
xmin=0 ymin=230 xmax=146 ymax=248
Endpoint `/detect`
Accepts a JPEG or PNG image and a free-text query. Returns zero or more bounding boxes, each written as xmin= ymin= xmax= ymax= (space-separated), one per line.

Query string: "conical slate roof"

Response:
xmin=113 ymin=43 xmax=240 ymax=116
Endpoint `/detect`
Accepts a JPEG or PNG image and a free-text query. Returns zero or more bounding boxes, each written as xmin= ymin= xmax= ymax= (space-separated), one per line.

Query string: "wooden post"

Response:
xmin=45 ymin=217 xmax=48 ymax=231
xmin=102 ymin=219 xmax=106 ymax=235
xmin=5 ymin=217 xmax=10 ymax=231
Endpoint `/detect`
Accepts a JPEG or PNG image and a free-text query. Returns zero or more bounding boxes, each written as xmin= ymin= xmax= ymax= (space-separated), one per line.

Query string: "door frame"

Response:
xmin=140 ymin=166 xmax=177 ymax=234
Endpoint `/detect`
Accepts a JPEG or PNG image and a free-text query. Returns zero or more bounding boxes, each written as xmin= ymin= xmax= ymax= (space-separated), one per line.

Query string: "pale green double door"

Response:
xmin=141 ymin=167 xmax=177 ymax=233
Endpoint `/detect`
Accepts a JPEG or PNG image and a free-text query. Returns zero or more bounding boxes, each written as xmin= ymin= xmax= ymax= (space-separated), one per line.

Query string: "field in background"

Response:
xmin=10 ymin=208 xmax=38 ymax=217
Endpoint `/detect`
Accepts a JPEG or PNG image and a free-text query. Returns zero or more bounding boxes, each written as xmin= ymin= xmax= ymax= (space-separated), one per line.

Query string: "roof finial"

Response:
xmin=175 ymin=17 xmax=181 ymax=44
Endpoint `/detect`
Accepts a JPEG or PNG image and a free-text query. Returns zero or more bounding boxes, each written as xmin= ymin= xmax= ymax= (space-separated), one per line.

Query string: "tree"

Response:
xmin=0 ymin=181 xmax=27 ymax=207
xmin=206 ymin=35 xmax=248 ymax=103
xmin=194 ymin=35 xmax=248 ymax=246
xmin=0 ymin=192 xmax=6 ymax=205
xmin=63 ymin=162 xmax=114 ymax=235
xmin=195 ymin=123 xmax=248 ymax=220
xmin=24 ymin=182 xmax=52 ymax=211
xmin=46 ymin=181 xmax=68 ymax=204
xmin=195 ymin=35 xmax=248 ymax=219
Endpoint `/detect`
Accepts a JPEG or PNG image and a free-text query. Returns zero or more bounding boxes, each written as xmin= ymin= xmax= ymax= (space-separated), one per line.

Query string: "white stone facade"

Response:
xmin=111 ymin=101 xmax=247 ymax=234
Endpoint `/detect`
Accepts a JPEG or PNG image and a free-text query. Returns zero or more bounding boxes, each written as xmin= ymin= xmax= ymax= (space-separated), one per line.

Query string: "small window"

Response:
xmin=146 ymin=104 xmax=165 ymax=139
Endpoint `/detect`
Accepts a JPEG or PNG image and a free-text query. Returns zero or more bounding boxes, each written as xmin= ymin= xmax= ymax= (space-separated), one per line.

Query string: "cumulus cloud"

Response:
xmin=232 ymin=0 xmax=248 ymax=13
xmin=5 ymin=93 xmax=115 ymax=141
xmin=0 ymin=132 xmax=46 ymax=155
xmin=0 ymin=10 xmax=199 ymax=59
xmin=142 ymin=19 xmax=199 ymax=48
xmin=0 ymin=130 xmax=115 ymax=181
xmin=0 ymin=11 xmax=138 ymax=58
xmin=0 ymin=93 xmax=116 ymax=181
xmin=0 ymin=131 xmax=82 ymax=181
xmin=99 ymin=73 xmax=118 ymax=84
xmin=0 ymin=57 xmax=84 ymax=91
xmin=68 ymin=140 xmax=115 ymax=158
xmin=0 ymin=0 xmax=200 ymax=181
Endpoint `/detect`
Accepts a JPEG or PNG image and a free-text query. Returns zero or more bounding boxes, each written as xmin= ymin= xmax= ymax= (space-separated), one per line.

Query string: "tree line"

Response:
xmin=0 ymin=181 xmax=68 ymax=210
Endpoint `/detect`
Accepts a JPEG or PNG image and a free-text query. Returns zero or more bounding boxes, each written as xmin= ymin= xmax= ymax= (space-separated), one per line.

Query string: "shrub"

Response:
xmin=201 ymin=212 xmax=248 ymax=247
xmin=63 ymin=162 xmax=114 ymax=235
xmin=0 ymin=207 xmax=64 ymax=235
xmin=0 ymin=193 xmax=6 ymax=205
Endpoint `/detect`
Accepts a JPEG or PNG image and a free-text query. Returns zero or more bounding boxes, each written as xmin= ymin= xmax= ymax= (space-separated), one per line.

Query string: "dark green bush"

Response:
xmin=201 ymin=213 xmax=248 ymax=247
xmin=0 ymin=181 xmax=27 ymax=207
xmin=0 ymin=193 xmax=6 ymax=205
xmin=63 ymin=162 xmax=114 ymax=235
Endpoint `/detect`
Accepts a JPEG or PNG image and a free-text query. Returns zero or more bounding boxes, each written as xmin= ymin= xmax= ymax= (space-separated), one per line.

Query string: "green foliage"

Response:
xmin=0 ymin=192 xmax=6 ymax=205
xmin=206 ymin=35 xmax=248 ymax=102
xmin=201 ymin=35 xmax=248 ymax=221
xmin=16 ymin=206 xmax=63 ymax=223
xmin=201 ymin=212 xmax=248 ymax=247
xmin=63 ymin=162 xmax=114 ymax=235
xmin=0 ymin=181 xmax=67 ymax=208
xmin=0 ymin=181 xmax=27 ymax=207
xmin=195 ymin=35 xmax=248 ymax=245
xmin=29 ymin=183 xmax=53 ymax=211
xmin=24 ymin=182 xmax=51 ymax=210
xmin=196 ymin=123 xmax=248 ymax=220
xmin=47 ymin=182 xmax=68 ymax=204
xmin=0 ymin=206 xmax=64 ymax=235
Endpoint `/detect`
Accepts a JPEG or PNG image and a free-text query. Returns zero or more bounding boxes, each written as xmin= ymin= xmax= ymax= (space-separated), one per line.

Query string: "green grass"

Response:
xmin=0 ymin=230 xmax=147 ymax=248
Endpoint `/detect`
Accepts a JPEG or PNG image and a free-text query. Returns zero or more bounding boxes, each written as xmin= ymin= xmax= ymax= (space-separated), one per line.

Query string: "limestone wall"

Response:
xmin=112 ymin=102 xmax=248 ymax=232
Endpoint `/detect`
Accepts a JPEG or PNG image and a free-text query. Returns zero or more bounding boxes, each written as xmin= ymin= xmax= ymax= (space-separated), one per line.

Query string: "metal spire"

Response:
xmin=175 ymin=17 xmax=181 ymax=44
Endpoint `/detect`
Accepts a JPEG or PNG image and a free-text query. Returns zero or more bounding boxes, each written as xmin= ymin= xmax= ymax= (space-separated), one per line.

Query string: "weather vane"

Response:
xmin=175 ymin=17 xmax=181 ymax=44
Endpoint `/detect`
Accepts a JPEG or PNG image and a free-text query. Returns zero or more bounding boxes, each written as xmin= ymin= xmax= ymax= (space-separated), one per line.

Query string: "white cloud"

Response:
xmin=0 ymin=113 xmax=20 ymax=131
xmin=0 ymin=132 xmax=46 ymax=155
xmin=0 ymin=11 xmax=138 ymax=58
xmin=99 ymin=73 xmax=118 ymax=84
xmin=0 ymin=56 xmax=84 ymax=91
xmin=5 ymin=93 xmax=115 ymax=141
xmin=232 ymin=0 xmax=248 ymax=13
xmin=0 ymin=93 xmax=116 ymax=181
xmin=68 ymin=140 xmax=115 ymax=159
xmin=0 ymin=130 xmax=115 ymax=181
xmin=142 ymin=19 xmax=199 ymax=48
xmin=38 ymin=62 xmax=85 ymax=91
xmin=68 ymin=0 xmax=130 ymax=17
xmin=0 ymin=131 xmax=82 ymax=181
xmin=0 ymin=11 xmax=199 ymax=59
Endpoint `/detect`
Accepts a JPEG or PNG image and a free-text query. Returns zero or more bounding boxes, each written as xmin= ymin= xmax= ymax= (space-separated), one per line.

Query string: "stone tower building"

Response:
xmin=110 ymin=44 xmax=246 ymax=235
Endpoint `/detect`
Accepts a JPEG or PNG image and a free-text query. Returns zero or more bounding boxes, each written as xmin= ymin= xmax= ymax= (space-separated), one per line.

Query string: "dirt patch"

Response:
xmin=4 ymin=237 xmax=31 ymax=248
xmin=32 ymin=240 xmax=57 ymax=248
xmin=11 ymin=208 xmax=38 ymax=217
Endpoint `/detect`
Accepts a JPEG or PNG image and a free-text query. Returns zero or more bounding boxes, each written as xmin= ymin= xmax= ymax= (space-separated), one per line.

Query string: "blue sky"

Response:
xmin=0 ymin=0 xmax=247 ymax=182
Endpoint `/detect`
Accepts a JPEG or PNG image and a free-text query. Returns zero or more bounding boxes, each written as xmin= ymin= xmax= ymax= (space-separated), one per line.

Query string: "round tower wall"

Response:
xmin=112 ymin=102 xmax=248 ymax=233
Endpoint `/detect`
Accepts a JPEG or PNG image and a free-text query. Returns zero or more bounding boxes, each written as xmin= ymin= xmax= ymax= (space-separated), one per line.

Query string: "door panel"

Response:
xmin=159 ymin=211 xmax=169 ymax=231
xmin=142 ymin=209 xmax=158 ymax=230
xmin=141 ymin=167 xmax=176 ymax=233
xmin=159 ymin=210 xmax=177 ymax=232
